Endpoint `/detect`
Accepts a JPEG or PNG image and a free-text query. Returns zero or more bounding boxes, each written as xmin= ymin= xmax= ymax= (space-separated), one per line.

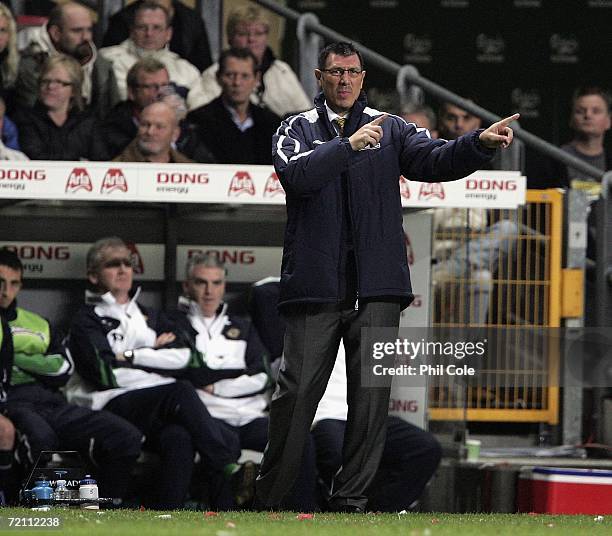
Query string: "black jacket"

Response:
xmin=13 ymin=103 xmax=108 ymax=161
xmin=0 ymin=316 xmax=12 ymax=405
xmin=101 ymin=100 xmax=136 ymax=159
xmin=187 ymin=97 xmax=281 ymax=165
xmin=273 ymin=91 xmax=495 ymax=309
xmin=103 ymin=0 xmax=212 ymax=72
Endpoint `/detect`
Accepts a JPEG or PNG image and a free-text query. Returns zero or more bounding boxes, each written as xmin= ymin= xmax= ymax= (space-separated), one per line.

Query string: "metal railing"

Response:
xmin=254 ymin=0 xmax=612 ymax=331
xmin=253 ymin=0 xmax=607 ymax=184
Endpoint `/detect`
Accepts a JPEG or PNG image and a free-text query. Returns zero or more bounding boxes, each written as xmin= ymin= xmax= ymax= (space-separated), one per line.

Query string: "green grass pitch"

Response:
xmin=0 ymin=508 xmax=609 ymax=535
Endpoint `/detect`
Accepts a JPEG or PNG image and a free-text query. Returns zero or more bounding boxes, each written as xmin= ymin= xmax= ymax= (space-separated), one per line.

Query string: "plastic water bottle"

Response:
xmin=32 ymin=478 xmax=53 ymax=505
xmin=79 ymin=475 xmax=99 ymax=510
xmin=54 ymin=479 xmax=69 ymax=502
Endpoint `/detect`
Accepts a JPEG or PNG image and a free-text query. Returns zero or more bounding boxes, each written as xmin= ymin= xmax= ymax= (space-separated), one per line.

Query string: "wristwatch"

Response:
xmin=123 ymin=349 xmax=134 ymax=363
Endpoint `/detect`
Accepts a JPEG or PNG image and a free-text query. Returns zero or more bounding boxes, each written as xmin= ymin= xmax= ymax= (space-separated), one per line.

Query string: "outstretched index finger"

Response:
xmin=497 ymin=113 xmax=520 ymax=127
xmin=370 ymin=113 xmax=389 ymax=126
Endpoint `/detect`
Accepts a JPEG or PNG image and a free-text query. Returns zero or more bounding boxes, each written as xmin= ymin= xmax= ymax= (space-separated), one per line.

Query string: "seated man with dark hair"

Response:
xmin=0 ymin=248 xmax=142 ymax=505
xmin=187 ymin=48 xmax=281 ymax=165
xmin=67 ymin=238 xmax=255 ymax=509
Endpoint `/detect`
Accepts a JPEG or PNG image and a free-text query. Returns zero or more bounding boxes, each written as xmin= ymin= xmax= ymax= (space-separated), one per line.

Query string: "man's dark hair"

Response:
xmin=571 ymin=86 xmax=612 ymax=114
xmin=47 ymin=3 xmax=66 ymax=30
xmin=217 ymin=47 xmax=259 ymax=75
xmin=0 ymin=248 xmax=23 ymax=273
xmin=318 ymin=42 xmax=363 ymax=70
xmin=133 ymin=1 xmax=171 ymax=29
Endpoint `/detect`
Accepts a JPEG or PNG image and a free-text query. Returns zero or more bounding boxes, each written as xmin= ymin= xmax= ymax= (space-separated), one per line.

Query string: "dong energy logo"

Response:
xmin=418 ymin=182 xmax=445 ymax=201
xmin=264 ymin=173 xmax=284 ymax=197
xmin=101 ymin=168 xmax=128 ymax=194
xmin=466 ymin=178 xmax=517 ymax=191
xmin=399 ymin=176 xmax=411 ymax=199
xmin=228 ymin=171 xmax=255 ymax=197
xmin=65 ymin=168 xmax=93 ymax=193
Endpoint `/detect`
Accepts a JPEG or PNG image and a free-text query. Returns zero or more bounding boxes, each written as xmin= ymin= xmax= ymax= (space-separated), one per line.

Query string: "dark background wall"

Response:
xmin=286 ymin=0 xmax=612 ymax=148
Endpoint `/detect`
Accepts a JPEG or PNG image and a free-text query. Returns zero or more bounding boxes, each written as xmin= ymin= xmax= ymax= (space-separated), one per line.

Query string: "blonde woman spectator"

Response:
xmin=0 ymin=4 xmax=18 ymax=96
xmin=187 ymin=5 xmax=311 ymax=117
xmin=13 ymin=55 xmax=107 ymax=160
xmin=0 ymin=7 xmax=21 ymax=152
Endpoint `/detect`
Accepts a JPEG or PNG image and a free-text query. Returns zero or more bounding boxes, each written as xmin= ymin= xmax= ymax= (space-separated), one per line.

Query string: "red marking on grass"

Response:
xmin=297 ymin=513 xmax=314 ymax=520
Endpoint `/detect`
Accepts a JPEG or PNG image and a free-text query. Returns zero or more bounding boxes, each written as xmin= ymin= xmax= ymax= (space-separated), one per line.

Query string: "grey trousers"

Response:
xmin=256 ymin=300 xmax=401 ymax=510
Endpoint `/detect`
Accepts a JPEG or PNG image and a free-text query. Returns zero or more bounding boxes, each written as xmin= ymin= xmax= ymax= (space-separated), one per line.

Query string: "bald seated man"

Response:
xmin=114 ymin=101 xmax=192 ymax=163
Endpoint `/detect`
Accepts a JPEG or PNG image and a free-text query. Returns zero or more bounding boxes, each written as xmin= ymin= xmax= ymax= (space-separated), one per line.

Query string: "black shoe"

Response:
xmin=230 ymin=461 xmax=257 ymax=508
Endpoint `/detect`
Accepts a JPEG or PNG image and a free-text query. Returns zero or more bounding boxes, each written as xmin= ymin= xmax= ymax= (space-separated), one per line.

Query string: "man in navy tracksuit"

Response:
xmin=0 ymin=248 xmax=143 ymax=503
xmin=256 ymin=41 xmax=519 ymax=512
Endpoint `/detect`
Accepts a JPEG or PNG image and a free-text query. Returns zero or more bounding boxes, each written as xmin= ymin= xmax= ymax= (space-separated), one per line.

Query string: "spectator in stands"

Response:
xmin=103 ymin=58 xmax=214 ymax=162
xmin=0 ymin=5 xmax=22 ymax=149
xmin=15 ymin=2 xmax=119 ymax=118
xmin=526 ymin=87 xmax=611 ymax=190
xmin=114 ymin=100 xmax=191 ymax=163
xmin=103 ymin=0 xmax=212 ymax=73
xmin=438 ymin=101 xmax=482 ymax=141
xmin=562 ymin=86 xmax=611 ymax=196
xmin=187 ymin=48 xmax=281 ymax=165
xmin=102 ymin=58 xmax=168 ymax=158
xmin=0 ymin=105 xmax=19 ymax=153
xmin=0 ymin=4 xmax=18 ymax=104
xmin=13 ymin=55 xmax=107 ymax=161
xmin=187 ymin=5 xmax=310 ymax=117
xmin=67 ymin=237 xmax=255 ymax=509
xmin=169 ymin=255 xmax=317 ymax=511
xmin=100 ymin=1 xmax=200 ymax=102
xmin=401 ymin=103 xmax=438 ymax=138
xmin=0 ymin=97 xmax=26 ymax=160
xmin=0 ymin=248 xmax=143 ymax=504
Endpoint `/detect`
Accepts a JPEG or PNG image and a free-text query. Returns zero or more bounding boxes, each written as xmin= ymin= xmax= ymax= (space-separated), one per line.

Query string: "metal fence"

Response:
xmin=428 ymin=190 xmax=564 ymax=424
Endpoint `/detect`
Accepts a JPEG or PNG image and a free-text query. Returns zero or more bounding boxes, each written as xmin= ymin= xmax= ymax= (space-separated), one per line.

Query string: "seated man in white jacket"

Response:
xmin=67 ymin=237 xmax=255 ymax=510
xmin=100 ymin=1 xmax=199 ymax=102
xmin=169 ymin=253 xmax=317 ymax=511
xmin=186 ymin=5 xmax=311 ymax=116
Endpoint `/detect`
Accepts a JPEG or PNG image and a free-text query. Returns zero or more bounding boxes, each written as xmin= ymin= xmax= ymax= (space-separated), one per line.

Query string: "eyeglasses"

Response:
xmin=321 ymin=68 xmax=363 ymax=78
xmin=40 ymin=78 xmax=72 ymax=88
xmin=102 ymin=257 xmax=133 ymax=269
